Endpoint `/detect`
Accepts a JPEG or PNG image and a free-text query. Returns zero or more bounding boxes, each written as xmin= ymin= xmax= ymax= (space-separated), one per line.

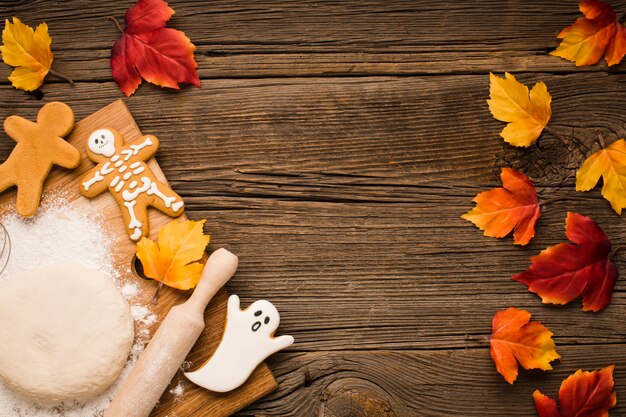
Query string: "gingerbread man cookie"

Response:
xmin=0 ymin=102 xmax=80 ymax=217
xmin=80 ymin=128 xmax=184 ymax=241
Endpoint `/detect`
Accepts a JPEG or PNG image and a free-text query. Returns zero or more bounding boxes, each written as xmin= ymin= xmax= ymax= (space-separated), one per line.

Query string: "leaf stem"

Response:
xmin=598 ymin=133 xmax=607 ymax=149
xmin=610 ymin=245 xmax=623 ymax=260
xmin=48 ymin=69 xmax=73 ymax=85
xmin=107 ymin=16 xmax=124 ymax=33
xmin=152 ymin=282 xmax=164 ymax=304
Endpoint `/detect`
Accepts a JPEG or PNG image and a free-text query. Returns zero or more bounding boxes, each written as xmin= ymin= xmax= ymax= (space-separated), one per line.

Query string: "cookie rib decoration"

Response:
xmin=0 ymin=102 xmax=80 ymax=217
xmin=80 ymin=128 xmax=184 ymax=240
xmin=185 ymin=294 xmax=294 ymax=393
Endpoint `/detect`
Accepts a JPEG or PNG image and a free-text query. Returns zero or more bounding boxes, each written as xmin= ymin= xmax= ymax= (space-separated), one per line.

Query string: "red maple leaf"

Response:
xmin=533 ymin=365 xmax=616 ymax=417
xmin=110 ymin=0 xmax=200 ymax=96
xmin=513 ymin=212 xmax=617 ymax=312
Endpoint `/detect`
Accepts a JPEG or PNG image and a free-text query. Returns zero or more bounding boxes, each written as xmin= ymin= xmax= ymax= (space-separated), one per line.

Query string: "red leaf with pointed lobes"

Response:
xmin=462 ymin=168 xmax=540 ymax=245
xmin=110 ymin=0 xmax=200 ymax=96
xmin=533 ymin=365 xmax=616 ymax=417
xmin=513 ymin=212 xmax=617 ymax=312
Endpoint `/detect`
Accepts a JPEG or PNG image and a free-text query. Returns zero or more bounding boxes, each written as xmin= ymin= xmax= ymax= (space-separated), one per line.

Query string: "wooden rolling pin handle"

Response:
xmin=187 ymin=248 xmax=239 ymax=314
xmin=104 ymin=248 xmax=238 ymax=417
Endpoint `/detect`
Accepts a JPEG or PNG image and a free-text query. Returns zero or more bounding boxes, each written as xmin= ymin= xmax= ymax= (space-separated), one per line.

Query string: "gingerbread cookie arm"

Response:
xmin=50 ymin=138 xmax=81 ymax=169
xmin=0 ymin=160 xmax=16 ymax=193
xmin=80 ymin=166 xmax=109 ymax=198
xmin=146 ymin=177 xmax=185 ymax=217
xmin=3 ymin=116 xmax=34 ymax=143
xmin=123 ymin=135 xmax=159 ymax=162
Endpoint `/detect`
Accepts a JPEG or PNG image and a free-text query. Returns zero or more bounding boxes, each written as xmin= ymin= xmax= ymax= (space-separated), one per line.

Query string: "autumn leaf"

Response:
xmin=576 ymin=138 xmax=626 ymax=215
xmin=487 ymin=72 xmax=552 ymax=147
xmin=489 ymin=307 xmax=560 ymax=384
xmin=552 ymin=0 xmax=626 ymax=66
xmin=513 ymin=212 xmax=617 ymax=312
xmin=533 ymin=365 xmax=616 ymax=417
xmin=0 ymin=17 xmax=71 ymax=91
xmin=110 ymin=0 xmax=200 ymax=97
xmin=462 ymin=168 xmax=540 ymax=245
xmin=136 ymin=219 xmax=210 ymax=291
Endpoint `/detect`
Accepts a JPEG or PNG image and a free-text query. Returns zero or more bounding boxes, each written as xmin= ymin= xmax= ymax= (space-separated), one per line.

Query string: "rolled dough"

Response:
xmin=0 ymin=261 xmax=134 ymax=403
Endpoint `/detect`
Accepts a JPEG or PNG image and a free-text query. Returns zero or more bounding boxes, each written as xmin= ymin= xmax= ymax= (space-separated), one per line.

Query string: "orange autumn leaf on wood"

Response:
xmin=513 ymin=212 xmax=617 ymax=312
xmin=136 ymin=219 xmax=210 ymax=290
xmin=462 ymin=168 xmax=540 ymax=245
xmin=490 ymin=308 xmax=560 ymax=384
xmin=110 ymin=0 xmax=200 ymax=96
xmin=552 ymin=0 xmax=626 ymax=66
xmin=488 ymin=72 xmax=552 ymax=147
xmin=533 ymin=365 xmax=616 ymax=417
xmin=576 ymin=138 xmax=626 ymax=215
xmin=0 ymin=17 xmax=53 ymax=91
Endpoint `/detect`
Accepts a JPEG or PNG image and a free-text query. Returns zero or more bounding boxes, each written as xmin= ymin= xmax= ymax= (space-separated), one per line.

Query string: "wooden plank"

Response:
xmin=0 ymin=0 xmax=621 ymax=82
xmin=0 ymin=100 xmax=277 ymax=416
xmin=0 ymin=73 xmax=623 ymax=183
xmin=239 ymin=346 xmax=626 ymax=416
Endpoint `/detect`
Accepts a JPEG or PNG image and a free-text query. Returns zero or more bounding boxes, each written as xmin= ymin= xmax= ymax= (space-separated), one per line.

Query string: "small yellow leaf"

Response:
xmin=487 ymin=72 xmax=552 ymax=147
xmin=576 ymin=138 xmax=626 ymax=214
xmin=0 ymin=17 xmax=53 ymax=91
xmin=136 ymin=219 xmax=210 ymax=290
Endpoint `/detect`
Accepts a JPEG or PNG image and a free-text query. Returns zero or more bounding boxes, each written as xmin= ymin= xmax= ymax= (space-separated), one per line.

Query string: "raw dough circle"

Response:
xmin=0 ymin=261 xmax=134 ymax=403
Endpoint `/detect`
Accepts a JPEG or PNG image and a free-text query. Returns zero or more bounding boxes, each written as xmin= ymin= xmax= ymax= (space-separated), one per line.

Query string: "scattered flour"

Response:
xmin=0 ymin=198 xmax=154 ymax=416
xmin=169 ymin=381 xmax=185 ymax=398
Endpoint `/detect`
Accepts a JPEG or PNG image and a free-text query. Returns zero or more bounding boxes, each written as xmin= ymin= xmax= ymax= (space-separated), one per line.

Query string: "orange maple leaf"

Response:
xmin=136 ymin=219 xmax=210 ymax=291
xmin=533 ymin=365 xmax=616 ymax=417
xmin=490 ymin=307 xmax=560 ymax=384
xmin=462 ymin=168 xmax=540 ymax=245
xmin=576 ymin=138 xmax=626 ymax=215
xmin=487 ymin=72 xmax=552 ymax=147
xmin=551 ymin=0 xmax=626 ymax=66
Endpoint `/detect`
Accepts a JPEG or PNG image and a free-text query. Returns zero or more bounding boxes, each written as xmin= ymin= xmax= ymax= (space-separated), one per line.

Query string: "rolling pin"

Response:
xmin=104 ymin=248 xmax=239 ymax=417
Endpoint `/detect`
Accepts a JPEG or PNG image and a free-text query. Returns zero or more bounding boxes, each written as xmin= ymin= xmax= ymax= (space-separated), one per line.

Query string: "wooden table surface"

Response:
xmin=2 ymin=1 xmax=626 ymax=416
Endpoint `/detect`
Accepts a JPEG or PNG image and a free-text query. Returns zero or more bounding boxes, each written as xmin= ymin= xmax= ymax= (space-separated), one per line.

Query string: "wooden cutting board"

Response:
xmin=0 ymin=100 xmax=277 ymax=417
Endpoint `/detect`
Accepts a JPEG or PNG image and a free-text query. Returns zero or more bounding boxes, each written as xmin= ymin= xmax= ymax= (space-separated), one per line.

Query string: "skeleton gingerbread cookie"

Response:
xmin=80 ymin=128 xmax=184 ymax=241
xmin=185 ymin=294 xmax=294 ymax=393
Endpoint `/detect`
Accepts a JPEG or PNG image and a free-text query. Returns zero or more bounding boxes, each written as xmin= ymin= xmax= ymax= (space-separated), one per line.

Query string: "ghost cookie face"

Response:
xmin=185 ymin=294 xmax=294 ymax=393
xmin=80 ymin=128 xmax=185 ymax=241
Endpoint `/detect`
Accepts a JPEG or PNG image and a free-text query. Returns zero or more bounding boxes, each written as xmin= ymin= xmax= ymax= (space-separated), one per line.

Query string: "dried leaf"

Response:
xmin=487 ymin=72 xmax=552 ymax=147
xmin=513 ymin=212 xmax=617 ymax=312
xmin=533 ymin=365 xmax=616 ymax=417
xmin=576 ymin=138 xmax=626 ymax=214
xmin=136 ymin=219 xmax=210 ymax=290
xmin=490 ymin=307 xmax=560 ymax=384
xmin=552 ymin=0 xmax=626 ymax=66
xmin=110 ymin=0 xmax=200 ymax=96
xmin=462 ymin=168 xmax=540 ymax=245
xmin=0 ymin=17 xmax=53 ymax=91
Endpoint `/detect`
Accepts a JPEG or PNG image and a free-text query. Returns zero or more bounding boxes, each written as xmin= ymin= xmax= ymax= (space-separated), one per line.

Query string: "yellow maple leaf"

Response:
xmin=136 ymin=219 xmax=210 ymax=291
xmin=0 ymin=17 xmax=53 ymax=91
xmin=576 ymin=138 xmax=626 ymax=214
xmin=487 ymin=72 xmax=552 ymax=147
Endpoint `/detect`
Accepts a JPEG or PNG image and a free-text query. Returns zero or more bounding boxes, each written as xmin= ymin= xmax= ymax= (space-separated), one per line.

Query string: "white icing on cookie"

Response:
xmin=82 ymin=171 xmax=104 ymax=191
xmin=147 ymin=182 xmax=176 ymax=208
xmin=101 ymin=162 xmax=114 ymax=175
xmin=184 ymin=295 xmax=293 ymax=393
xmin=115 ymin=181 xmax=125 ymax=193
xmin=129 ymin=181 xmax=138 ymax=189
xmin=118 ymin=166 xmax=127 ymax=173
xmin=123 ymin=172 xmax=132 ymax=181
xmin=130 ymin=228 xmax=142 ymax=241
xmin=124 ymin=200 xmax=142 ymax=230
xmin=114 ymin=160 xmax=123 ymax=168
xmin=122 ymin=177 xmax=151 ymax=202
xmin=172 ymin=201 xmax=184 ymax=212
xmin=133 ymin=167 xmax=145 ymax=175
xmin=111 ymin=155 xmax=120 ymax=162
xmin=130 ymin=162 xmax=141 ymax=169
xmin=110 ymin=176 xmax=120 ymax=187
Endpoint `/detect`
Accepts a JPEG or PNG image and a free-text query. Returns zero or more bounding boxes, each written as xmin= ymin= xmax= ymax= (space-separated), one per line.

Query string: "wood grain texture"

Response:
xmin=1 ymin=0 xmax=626 ymax=416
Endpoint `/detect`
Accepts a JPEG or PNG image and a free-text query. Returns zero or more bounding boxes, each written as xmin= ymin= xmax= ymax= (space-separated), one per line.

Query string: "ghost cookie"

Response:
xmin=185 ymin=294 xmax=294 ymax=393
xmin=80 ymin=128 xmax=185 ymax=241
xmin=0 ymin=102 xmax=80 ymax=217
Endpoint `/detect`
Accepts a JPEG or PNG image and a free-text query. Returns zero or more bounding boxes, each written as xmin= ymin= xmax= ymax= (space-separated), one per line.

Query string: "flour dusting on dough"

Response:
xmin=0 ymin=197 xmax=153 ymax=416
